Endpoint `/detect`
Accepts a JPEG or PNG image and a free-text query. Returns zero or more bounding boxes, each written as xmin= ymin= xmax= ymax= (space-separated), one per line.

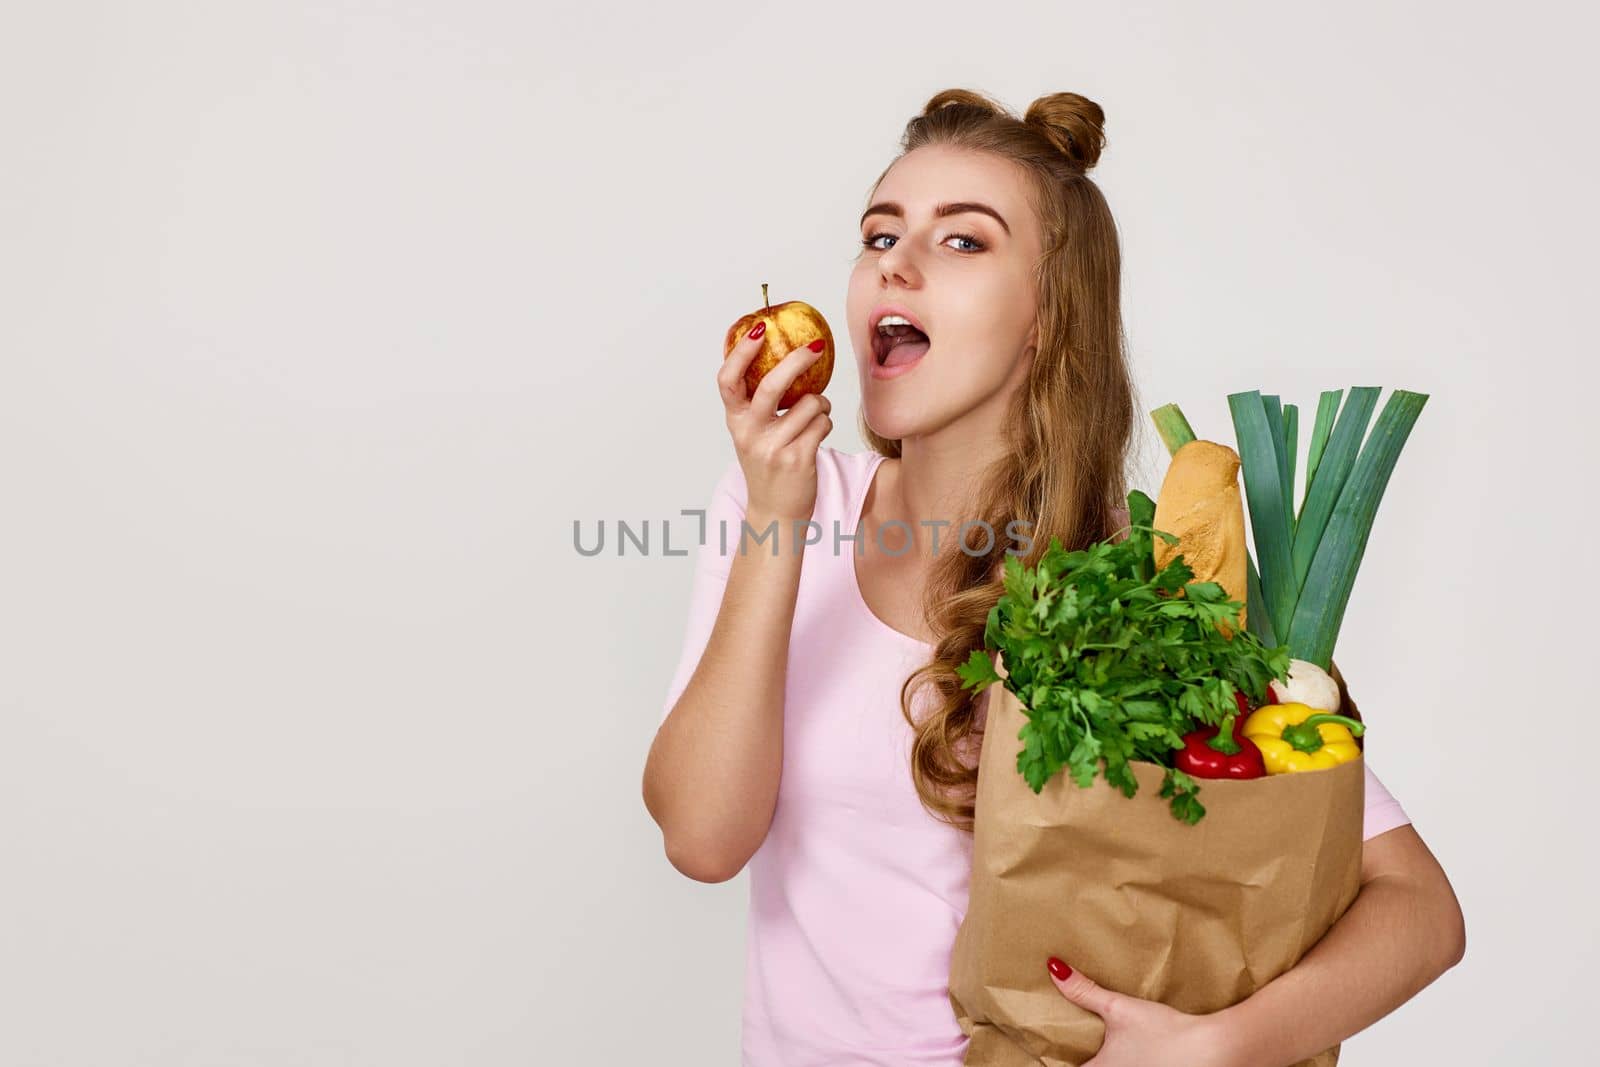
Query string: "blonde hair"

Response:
xmin=862 ymin=89 xmax=1137 ymax=834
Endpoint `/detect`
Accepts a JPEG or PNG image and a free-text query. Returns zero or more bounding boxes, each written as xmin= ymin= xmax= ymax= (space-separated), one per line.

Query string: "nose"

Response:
xmin=877 ymin=237 xmax=923 ymax=288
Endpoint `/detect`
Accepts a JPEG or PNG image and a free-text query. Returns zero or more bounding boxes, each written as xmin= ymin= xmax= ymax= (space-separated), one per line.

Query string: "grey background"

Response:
xmin=1 ymin=1 xmax=1592 ymax=1063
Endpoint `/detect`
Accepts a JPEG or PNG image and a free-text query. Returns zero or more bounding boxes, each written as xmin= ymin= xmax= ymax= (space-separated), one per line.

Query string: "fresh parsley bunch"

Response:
xmin=955 ymin=489 xmax=1292 ymax=824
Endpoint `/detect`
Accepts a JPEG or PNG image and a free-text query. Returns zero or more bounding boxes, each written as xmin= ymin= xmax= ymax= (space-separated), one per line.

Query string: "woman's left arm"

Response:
xmin=1047 ymin=824 xmax=1466 ymax=1067
xmin=1219 ymin=823 xmax=1467 ymax=1064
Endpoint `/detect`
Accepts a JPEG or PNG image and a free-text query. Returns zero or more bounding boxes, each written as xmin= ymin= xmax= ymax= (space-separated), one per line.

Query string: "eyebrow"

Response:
xmin=859 ymin=200 xmax=1011 ymax=237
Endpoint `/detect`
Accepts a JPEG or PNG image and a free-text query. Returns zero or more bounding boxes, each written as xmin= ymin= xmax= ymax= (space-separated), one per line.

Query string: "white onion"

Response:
xmin=1268 ymin=659 xmax=1341 ymax=712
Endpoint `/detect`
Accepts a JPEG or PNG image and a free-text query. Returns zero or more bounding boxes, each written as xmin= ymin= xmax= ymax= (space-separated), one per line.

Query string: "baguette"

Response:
xmin=1152 ymin=439 xmax=1249 ymax=635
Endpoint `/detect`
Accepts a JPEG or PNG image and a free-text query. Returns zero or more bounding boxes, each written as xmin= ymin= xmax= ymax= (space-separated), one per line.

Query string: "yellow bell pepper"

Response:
xmin=1241 ymin=701 xmax=1366 ymax=774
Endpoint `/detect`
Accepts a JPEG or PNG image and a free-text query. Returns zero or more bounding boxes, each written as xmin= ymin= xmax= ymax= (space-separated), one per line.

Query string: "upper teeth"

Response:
xmin=877 ymin=315 xmax=915 ymax=332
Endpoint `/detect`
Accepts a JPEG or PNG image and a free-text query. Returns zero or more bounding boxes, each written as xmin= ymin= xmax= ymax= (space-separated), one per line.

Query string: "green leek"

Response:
xmin=1151 ymin=386 xmax=1427 ymax=671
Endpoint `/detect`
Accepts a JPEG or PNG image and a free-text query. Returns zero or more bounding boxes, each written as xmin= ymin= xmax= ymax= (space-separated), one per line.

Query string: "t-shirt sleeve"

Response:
xmin=657 ymin=457 xmax=749 ymax=729
xmin=1361 ymin=761 xmax=1410 ymax=841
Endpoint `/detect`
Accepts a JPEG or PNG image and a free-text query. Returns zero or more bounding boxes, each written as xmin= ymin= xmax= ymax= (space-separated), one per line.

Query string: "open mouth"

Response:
xmin=873 ymin=323 xmax=932 ymax=368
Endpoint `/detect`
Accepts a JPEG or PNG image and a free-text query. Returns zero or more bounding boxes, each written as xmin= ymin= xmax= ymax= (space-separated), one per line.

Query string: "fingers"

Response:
xmin=790 ymin=405 xmax=834 ymax=454
xmin=717 ymin=325 xmax=771 ymax=413
xmin=768 ymin=393 xmax=832 ymax=448
xmin=1046 ymin=957 xmax=1120 ymax=1021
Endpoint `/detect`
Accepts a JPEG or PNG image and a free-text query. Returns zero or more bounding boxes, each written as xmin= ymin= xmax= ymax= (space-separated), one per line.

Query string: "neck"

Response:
xmin=871 ymin=345 xmax=1032 ymax=557
xmin=883 ymin=405 xmax=1011 ymax=557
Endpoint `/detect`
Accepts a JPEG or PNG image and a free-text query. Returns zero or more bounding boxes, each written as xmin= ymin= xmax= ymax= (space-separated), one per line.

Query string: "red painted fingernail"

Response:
xmin=807 ymin=337 xmax=826 ymax=352
xmin=1047 ymin=957 xmax=1072 ymax=981
xmin=748 ymin=321 xmax=766 ymax=340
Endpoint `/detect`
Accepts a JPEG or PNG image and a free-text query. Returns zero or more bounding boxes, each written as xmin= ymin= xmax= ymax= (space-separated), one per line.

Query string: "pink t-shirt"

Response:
xmin=658 ymin=445 xmax=1410 ymax=1066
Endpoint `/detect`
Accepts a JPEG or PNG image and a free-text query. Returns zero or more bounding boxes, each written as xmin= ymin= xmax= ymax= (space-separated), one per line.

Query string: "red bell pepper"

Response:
xmin=1174 ymin=687 xmax=1267 ymax=779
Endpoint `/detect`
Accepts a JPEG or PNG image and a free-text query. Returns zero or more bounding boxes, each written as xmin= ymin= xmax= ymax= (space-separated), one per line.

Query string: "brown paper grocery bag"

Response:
xmin=949 ymin=659 xmax=1365 ymax=1067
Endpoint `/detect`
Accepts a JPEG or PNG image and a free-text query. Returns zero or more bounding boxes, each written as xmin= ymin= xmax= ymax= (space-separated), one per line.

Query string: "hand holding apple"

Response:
xmin=722 ymin=283 xmax=833 ymax=410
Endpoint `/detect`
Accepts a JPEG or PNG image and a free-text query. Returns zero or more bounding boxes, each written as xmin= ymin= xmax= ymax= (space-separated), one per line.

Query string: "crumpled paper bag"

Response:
xmin=949 ymin=657 xmax=1365 ymax=1066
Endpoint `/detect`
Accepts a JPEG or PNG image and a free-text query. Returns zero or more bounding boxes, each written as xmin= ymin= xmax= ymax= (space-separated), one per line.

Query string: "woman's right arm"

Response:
xmin=641 ymin=326 xmax=833 ymax=883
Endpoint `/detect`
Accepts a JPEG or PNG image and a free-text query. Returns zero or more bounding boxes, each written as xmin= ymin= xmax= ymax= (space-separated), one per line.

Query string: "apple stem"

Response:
xmin=762 ymin=282 xmax=769 ymax=311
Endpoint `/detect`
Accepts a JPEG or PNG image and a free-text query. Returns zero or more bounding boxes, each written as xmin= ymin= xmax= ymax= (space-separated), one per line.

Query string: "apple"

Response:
xmin=723 ymin=283 xmax=833 ymax=410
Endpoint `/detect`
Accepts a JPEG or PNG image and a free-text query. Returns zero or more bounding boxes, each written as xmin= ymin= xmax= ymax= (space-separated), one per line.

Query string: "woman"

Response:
xmin=642 ymin=89 xmax=1465 ymax=1066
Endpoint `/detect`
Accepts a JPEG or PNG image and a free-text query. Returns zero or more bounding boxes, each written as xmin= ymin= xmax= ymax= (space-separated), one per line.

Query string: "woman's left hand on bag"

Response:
xmin=1046 ymin=957 xmax=1240 ymax=1067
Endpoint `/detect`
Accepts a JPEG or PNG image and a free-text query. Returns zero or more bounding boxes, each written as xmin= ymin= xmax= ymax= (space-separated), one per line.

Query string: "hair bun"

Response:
xmin=1024 ymin=92 xmax=1106 ymax=173
xmin=920 ymin=88 xmax=1008 ymax=122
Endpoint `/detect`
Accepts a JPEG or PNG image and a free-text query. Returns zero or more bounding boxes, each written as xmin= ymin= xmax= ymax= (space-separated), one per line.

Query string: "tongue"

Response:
xmin=883 ymin=337 xmax=930 ymax=367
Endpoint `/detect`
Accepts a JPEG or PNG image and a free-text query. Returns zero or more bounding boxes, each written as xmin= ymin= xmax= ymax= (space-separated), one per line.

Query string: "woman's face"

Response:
xmin=847 ymin=144 xmax=1045 ymax=443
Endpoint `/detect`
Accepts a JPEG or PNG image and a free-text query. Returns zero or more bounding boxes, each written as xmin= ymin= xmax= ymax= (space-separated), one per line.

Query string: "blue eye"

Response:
xmin=860 ymin=231 xmax=987 ymax=253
